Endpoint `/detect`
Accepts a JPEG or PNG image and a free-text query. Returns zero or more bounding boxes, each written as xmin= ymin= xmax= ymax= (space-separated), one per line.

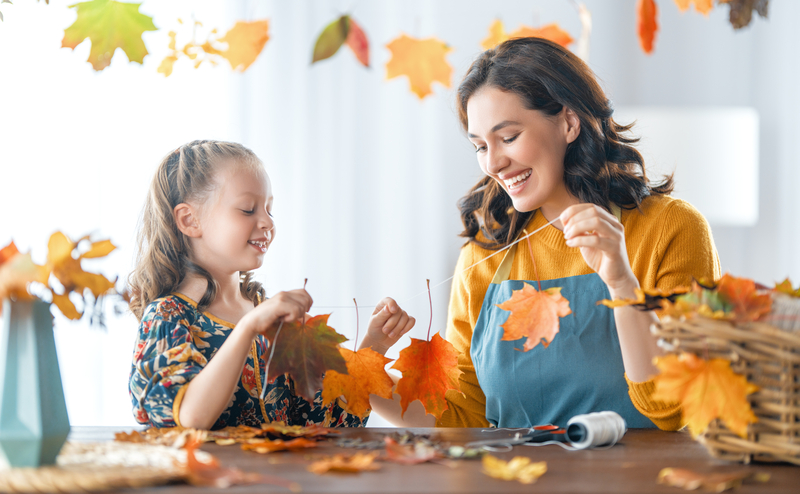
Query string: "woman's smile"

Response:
xmin=502 ymin=169 xmax=532 ymax=195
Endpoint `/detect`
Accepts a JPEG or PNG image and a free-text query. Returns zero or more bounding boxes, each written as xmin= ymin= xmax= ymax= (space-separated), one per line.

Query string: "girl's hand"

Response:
xmin=241 ymin=289 xmax=313 ymax=338
xmin=561 ymin=204 xmax=639 ymax=298
xmin=357 ymin=297 xmax=415 ymax=355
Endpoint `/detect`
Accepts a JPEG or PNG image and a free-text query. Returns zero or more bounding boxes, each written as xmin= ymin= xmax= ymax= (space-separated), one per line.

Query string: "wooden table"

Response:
xmin=70 ymin=427 xmax=799 ymax=493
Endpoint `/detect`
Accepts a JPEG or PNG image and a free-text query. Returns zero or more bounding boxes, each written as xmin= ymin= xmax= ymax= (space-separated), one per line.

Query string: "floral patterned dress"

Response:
xmin=129 ymin=293 xmax=366 ymax=429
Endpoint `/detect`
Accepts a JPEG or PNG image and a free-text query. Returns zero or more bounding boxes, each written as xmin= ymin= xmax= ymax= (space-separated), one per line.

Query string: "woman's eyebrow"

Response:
xmin=468 ymin=120 xmax=521 ymax=138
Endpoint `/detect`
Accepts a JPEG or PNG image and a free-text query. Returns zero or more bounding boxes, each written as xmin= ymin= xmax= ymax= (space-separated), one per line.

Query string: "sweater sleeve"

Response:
xmin=626 ymin=198 xmax=721 ymax=431
xmin=437 ymin=246 xmax=491 ymax=428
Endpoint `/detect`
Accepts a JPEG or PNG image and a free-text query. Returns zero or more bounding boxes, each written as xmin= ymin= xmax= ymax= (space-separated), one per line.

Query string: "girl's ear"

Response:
xmin=174 ymin=203 xmax=202 ymax=238
xmin=563 ymin=107 xmax=581 ymax=144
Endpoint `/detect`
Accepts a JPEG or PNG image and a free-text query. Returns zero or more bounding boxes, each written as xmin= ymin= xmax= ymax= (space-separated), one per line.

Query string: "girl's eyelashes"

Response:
xmin=503 ymin=134 xmax=519 ymax=144
xmin=241 ymin=209 xmax=255 ymax=215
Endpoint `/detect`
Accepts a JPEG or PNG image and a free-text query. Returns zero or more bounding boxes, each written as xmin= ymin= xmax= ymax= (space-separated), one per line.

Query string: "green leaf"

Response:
xmin=311 ymin=15 xmax=349 ymax=64
xmin=62 ymin=0 xmax=157 ymax=71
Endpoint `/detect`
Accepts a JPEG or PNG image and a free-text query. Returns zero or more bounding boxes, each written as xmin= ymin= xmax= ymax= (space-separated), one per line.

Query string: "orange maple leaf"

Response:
xmin=385 ymin=34 xmax=453 ymax=99
xmin=674 ymin=0 xmax=714 ymax=15
xmin=0 ymin=241 xmax=19 ymax=266
xmin=307 ymin=452 xmax=380 ymax=474
xmin=391 ymin=333 xmax=463 ymax=419
xmin=652 ymin=353 xmax=759 ymax=438
xmin=637 ymin=0 xmax=659 ymax=55
xmin=261 ymin=314 xmax=348 ymax=402
xmin=775 ymin=278 xmax=800 ymax=298
xmin=321 ymin=347 xmax=393 ymax=417
xmin=218 ymin=20 xmax=269 ymax=72
xmin=496 ymin=284 xmax=572 ymax=351
xmin=481 ymin=20 xmax=574 ymax=51
xmin=716 ymin=274 xmax=771 ymax=322
xmin=240 ymin=437 xmax=317 ymax=454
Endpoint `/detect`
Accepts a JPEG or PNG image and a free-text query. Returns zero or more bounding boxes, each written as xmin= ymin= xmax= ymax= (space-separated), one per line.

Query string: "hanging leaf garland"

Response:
xmin=311 ymin=15 xmax=370 ymax=67
xmin=385 ymin=34 xmax=452 ymax=99
xmin=637 ymin=0 xmax=659 ymax=54
xmin=480 ymin=19 xmax=574 ymax=51
xmin=61 ymin=0 xmax=157 ymax=71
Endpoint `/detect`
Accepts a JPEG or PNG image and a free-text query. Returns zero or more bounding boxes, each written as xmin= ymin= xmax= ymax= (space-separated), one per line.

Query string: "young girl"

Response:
xmin=128 ymin=140 xmax=415 ymax=430
xmin=371 ymin=38 xmax=720 ymax=429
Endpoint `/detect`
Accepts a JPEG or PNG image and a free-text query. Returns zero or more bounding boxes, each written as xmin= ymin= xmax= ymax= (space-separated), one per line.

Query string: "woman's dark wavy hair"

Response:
xmin=457 ymin=37 xmax=673 ymax=250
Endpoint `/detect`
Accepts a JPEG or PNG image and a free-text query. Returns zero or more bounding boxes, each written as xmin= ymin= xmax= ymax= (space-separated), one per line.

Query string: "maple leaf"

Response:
xmin=599 ymin=286 xmax=690 ymax=310
xmin=385 ymin=34 xmax=452 ymax=99
xmin=261 ymin=314 xmax=348 ymax=402
xmin=240 ymin=437 xmax=317 ymax=454
xmin=321 ymin=347 xmax=393 ymax=417
xmin=775 ymin=278 xmax=800 ymax=298
xmin=218 ymin=20 xmax=269 ymax=72
xmin=482 ymin=455 xmax=547 ymax=484
xmin=346 ymin=18 xmax=370 ymax=67
xmin=658 ymin=467 xmax=770 ymax=492
xmin=391 ymin=333 xmax=463 ymax=419
xmin=307 ymin=452 xmax=380 ymax=474
xmin=637 ymin=0 xmax=659 ymax=55
xmin=718 ymin=0 xmax=769 ymax=30
xmin=384 ymin=437 xmax=439 ymax=465
xmin=257 ymin=422 xmax=332 ymax=439
xmin=496 ymin=283 xmax=571 ymax=351
xmin=674 ymin=0 xmax=714 ymax=15
xmin=0 ymin=250 xmax=48 ymax=309
xmin=481 ymin=20 xmax=574 ymax=50
xmin=0 ymin=241 xmax=19 ymax=266
xmin=652 ymin=353 xmax=759 ymax=438
xmin=716 ymin=274 xmax=772 ymax=322
xmin=62 ymin=0 xmax=157 ymax=71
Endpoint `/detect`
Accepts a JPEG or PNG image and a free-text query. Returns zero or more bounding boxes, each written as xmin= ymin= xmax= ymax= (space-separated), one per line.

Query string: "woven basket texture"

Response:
xmin=652 ymin=295 xmax=800 ymax=466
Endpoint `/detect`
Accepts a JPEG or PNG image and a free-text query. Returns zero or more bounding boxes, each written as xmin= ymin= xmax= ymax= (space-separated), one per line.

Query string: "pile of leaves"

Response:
xmin=0 ymin=233 xmax=118 ymax=320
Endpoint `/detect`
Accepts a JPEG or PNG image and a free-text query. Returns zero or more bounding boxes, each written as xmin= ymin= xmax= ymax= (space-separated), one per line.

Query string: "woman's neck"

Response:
xmin=538 ymin=190 xmax=581 ymax=231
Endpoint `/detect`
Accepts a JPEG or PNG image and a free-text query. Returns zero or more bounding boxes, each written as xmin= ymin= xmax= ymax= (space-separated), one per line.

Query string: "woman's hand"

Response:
xmin=357 ymin=297 xmax=415 ymax=355
xmin=241 ymin=289 xmax=313 ymax=338
xmin=560 ymin=204 xmax=638 ymax=298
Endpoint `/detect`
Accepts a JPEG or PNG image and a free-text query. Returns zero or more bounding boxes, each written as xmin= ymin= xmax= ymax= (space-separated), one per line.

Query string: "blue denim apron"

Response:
xmin=470 ymin=235 xmax=654 ymax=429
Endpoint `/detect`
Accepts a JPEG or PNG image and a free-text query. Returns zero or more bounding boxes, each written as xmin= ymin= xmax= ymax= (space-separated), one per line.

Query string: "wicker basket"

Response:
xmin=651 ymin=298 xmax=800 ymax=466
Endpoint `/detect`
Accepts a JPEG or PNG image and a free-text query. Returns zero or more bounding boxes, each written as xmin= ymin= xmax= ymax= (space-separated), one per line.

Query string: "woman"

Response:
xmin=372 ymin=37 xmax=719 ymax=429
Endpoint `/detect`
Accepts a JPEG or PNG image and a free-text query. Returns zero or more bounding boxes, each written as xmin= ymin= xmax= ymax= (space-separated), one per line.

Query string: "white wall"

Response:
xmin=0 ymin=0 xmax=797 ymax=427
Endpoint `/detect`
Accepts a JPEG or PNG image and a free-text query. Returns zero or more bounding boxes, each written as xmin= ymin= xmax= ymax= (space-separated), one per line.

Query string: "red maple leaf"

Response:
xmin=261 ymin=314 xmax=348 ymax=402
xmin=321 ymin=347 xmax=394 ymax=417
xmin=391 ymin=333 xmax=463 ymax=419
xmin=496 ymin=283 xmax=572 ymax=351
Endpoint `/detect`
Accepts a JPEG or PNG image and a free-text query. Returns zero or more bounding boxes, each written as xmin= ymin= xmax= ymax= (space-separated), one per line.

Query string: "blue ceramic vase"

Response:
xmin=0 ymin=299 xmax=70 ymax=467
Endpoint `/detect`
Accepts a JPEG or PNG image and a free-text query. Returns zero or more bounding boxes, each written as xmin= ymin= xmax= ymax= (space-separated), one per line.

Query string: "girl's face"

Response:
xmin=193 ymin=162 xmax=275 ymax=275
xmin=466 ymin=87 xmax=580 ymax=217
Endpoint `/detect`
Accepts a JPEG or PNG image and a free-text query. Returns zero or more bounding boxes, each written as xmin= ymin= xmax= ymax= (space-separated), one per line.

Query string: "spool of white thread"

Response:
xmin=566 ymin=411 xmax=627 ymax=450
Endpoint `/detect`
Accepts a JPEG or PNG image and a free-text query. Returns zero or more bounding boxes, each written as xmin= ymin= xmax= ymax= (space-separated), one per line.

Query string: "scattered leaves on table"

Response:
xmin=241 ymin=437 xmax=318 ymax=454
xmin=496 ymin=283 xmax=571 ymax=351
xmin=262 ymin=314 xmax=348 ymax=402
xmin=637 ymin=0 xmax=659 ymax=54
xmin=312 ymin=15 xmax=370 ymax=66
xmin=674 ymin=0 xmax=714 ymax=15
xmin=384 ymin=437 xmax=439 ymax=465
xmin=652 ymin=353 xmax=759 ymax=438
xmin=481 ymin=454 xmax=547 ymax=484
xmin=62 ymin=0 xmax=157 ymax=71
xmin=184 ymin=435 xmax=298 ymax=490
xmin=391 ymin=333 xmax=463 ymax=419
xmin=385 ymin=34 xmax=452 ymax=99
xmin=480 ymin=19 xmax=573 ymax=50
xmin=307 ymin=452 xmax=380 ymax=475
xmin=718 ymin=0 xmax=769 ymax=29
xmin=657 ymin=467 xmax=770 ymax=492
xmin=321 ymin=347 xmax=394 ymax=417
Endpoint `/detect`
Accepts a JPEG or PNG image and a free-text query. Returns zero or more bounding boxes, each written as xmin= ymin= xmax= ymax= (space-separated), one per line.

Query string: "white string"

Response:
xmin=564 ymin=411 xmax=627 ymax=450
xmin=260 ymin=320 xmax=283 ymax=400
xmin=314 ymin=216 xmax=560 ymax=309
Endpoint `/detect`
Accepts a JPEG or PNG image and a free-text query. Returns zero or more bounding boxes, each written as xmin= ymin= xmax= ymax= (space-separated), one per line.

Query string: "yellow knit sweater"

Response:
xmin=436 ymin=195 xmax=721 ymax=429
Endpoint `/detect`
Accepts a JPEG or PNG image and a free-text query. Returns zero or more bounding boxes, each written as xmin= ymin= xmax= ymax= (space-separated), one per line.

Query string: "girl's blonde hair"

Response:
xmin=128 ymin=140 xmax=267 ymax=321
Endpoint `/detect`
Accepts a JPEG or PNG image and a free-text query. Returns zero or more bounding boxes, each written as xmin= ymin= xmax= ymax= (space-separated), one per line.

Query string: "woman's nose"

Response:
xmin=483 ymin=144 xmax=508 ymax=175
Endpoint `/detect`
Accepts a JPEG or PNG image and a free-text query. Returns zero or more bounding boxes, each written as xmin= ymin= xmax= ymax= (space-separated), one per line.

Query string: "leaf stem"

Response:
xmin=426 ymin=279 xmax=432 ymax=341
xmin=353 ymin=298 xmax=359 ymax=352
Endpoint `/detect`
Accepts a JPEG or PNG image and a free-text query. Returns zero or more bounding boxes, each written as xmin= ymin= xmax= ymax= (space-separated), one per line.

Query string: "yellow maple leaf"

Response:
xmin=61 ymin=0 xmax=157 ymax=71
xmin=674 ymin=0 xmax=714 ymax=15
xmin=218 ymin=20 xmax=270 ymax=72
xmin=482 ymin=455 xmax=547 ymax=484
xmin=385 ymin=34 xmax=453 ymax=99
xmin=652 ymin=353 xmax=759 ymax=438
xmin=0 ymin=250 xmax=49 ymax=309
xmin=510 ymin=24 xmax=574 ymax=47
xmin=481 ymin=19 xmax=507 ymax=50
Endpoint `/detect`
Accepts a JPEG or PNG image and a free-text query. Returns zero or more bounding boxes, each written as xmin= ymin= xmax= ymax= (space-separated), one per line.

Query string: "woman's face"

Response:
xmin=466 ymin=87 xmax=580 ymax=217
